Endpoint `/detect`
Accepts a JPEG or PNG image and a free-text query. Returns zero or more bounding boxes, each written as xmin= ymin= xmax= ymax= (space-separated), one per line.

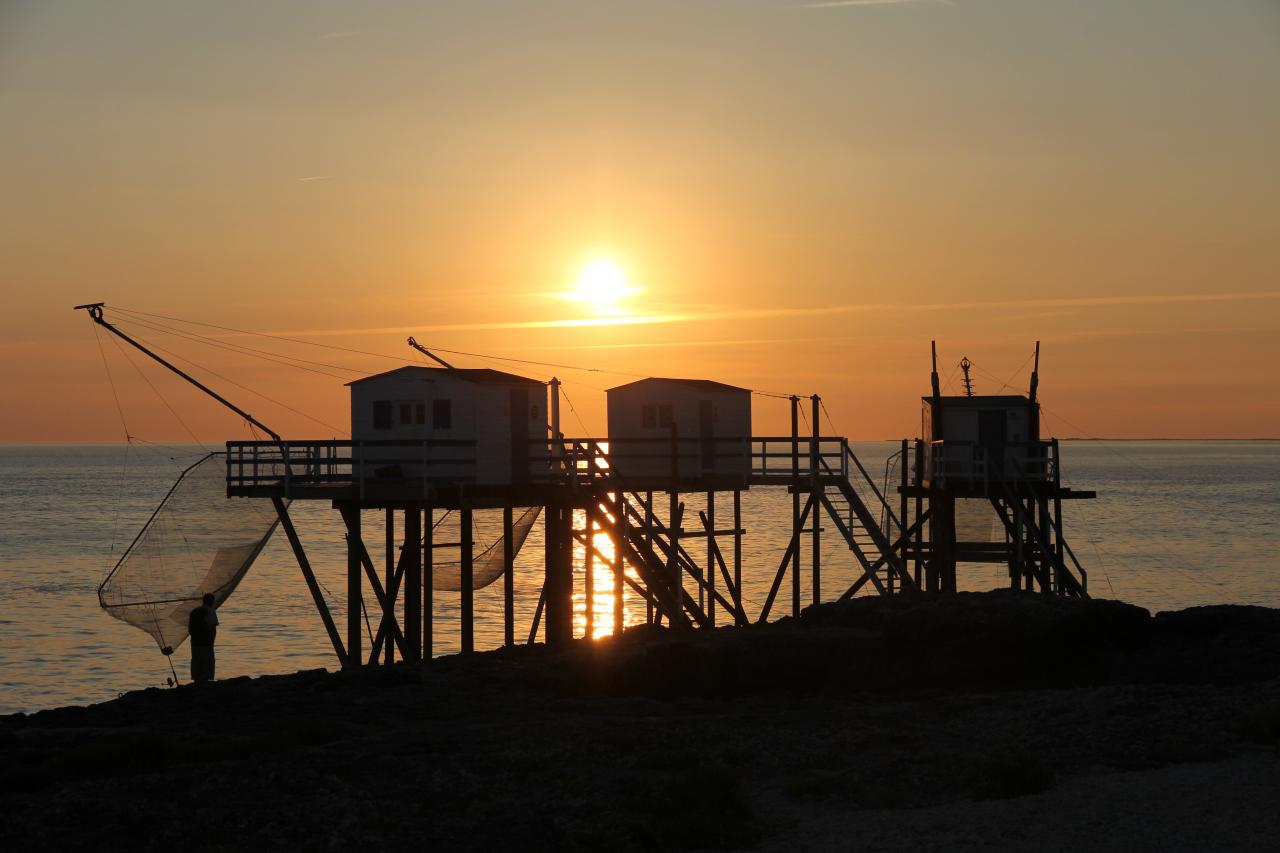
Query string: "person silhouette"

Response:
xmin=187 ymin=593 xmax=219 ymax=683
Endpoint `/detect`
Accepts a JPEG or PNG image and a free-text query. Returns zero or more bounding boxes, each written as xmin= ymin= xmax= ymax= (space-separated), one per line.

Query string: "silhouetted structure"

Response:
xmin=79 ymin=303 xmax=1095 ymax=671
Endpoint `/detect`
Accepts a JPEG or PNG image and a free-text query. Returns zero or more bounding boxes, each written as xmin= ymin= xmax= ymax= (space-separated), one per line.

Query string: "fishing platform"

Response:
xmin=80 ymin=303 xmax=1096 ymax=672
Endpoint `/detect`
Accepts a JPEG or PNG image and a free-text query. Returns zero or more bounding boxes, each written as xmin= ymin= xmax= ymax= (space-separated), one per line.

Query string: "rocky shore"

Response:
xmin=3 ymin=591 xmax=1278 ymax=851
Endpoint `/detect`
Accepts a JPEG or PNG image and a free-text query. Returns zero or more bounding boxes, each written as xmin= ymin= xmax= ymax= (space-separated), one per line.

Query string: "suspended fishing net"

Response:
xmin=98 ymin=452 xmax=281 ymax=654
xmin=432 ymin=506 xmax=541 ymax=591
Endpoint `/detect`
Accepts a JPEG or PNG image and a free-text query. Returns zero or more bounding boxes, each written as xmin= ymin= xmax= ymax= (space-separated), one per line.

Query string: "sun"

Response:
xmin=569 ymin=257 xmax=636 ymax=314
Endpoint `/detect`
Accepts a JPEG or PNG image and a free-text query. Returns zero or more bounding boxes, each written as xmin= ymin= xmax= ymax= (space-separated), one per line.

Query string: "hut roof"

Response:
xmin=347 ymin=366 xmax=544 ymax=387
xmin=607 ymin=377 xmax=749 ymax=394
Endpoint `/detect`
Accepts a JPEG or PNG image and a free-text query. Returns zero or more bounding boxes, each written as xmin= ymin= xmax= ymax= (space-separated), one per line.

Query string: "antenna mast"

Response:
xmin=406 ymin=337 xmax=455 ymax=368
xmin=960 ymin=356 xmax=975 ymax=397
xmin=930 ymin=341 xmax=941 ymax=398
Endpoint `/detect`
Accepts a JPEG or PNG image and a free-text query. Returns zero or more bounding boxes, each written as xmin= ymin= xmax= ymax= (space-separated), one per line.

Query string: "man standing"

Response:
xmin=187 ymin=593 xmax=219 ymax=684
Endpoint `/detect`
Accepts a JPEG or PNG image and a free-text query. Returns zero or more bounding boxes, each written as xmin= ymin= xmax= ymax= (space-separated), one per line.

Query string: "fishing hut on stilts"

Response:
xmin=896 ymin=343 xmax=1095 ymax=595
xmin=80 ymin=301 xmax=1096 ymax=673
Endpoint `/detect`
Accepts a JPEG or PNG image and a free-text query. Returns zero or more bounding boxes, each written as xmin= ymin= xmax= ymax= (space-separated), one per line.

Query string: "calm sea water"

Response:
xmin=1 ymin=441 xmax=1277 ymax=715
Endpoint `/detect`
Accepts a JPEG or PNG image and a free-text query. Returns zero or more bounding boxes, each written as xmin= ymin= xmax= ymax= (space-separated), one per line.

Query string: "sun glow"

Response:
xmin=567 ymin=257 xmax=637 ymax=315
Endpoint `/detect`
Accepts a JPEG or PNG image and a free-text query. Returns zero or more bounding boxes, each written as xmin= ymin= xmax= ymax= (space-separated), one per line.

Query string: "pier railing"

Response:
xmin=924 ymin=440 xmax=1057 ymax=488
xmin=226 ymin=439 xmax=478 ymax=498
xmin=227 ymin=435 xmax=861 ymax=495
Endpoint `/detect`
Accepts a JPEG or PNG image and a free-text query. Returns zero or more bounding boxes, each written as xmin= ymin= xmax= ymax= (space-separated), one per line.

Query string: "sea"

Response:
xmin=1 ymin=441 xmax=1277 ymax=715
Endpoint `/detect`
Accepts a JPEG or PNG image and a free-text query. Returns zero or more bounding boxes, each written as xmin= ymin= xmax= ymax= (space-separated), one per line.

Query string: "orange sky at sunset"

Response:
xmin=2 ymin=0 xmax=1277 ymax=442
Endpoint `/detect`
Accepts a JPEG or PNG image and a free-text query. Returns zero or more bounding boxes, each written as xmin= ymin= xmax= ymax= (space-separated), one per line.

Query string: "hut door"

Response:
xmin=978 ymin=409 xmax=1007 ymax=475
xmin=510 ymin=388 xmax=530 ymax=483
xmin=699 ymin=400 xmax=715 ymax=470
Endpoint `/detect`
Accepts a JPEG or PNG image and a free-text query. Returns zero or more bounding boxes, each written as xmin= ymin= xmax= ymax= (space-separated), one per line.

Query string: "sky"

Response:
xmin=1 ymin=0 xmax=1278 ymax=441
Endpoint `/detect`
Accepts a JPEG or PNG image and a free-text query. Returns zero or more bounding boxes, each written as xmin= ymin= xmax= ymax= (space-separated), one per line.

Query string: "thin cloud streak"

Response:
xmin=255 ymin=290 xmax=1280 ymax=338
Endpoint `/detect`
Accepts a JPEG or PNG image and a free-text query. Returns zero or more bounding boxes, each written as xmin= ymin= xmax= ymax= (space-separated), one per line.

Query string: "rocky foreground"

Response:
xmin=2 ymin=592 xmax=1279 ymax=852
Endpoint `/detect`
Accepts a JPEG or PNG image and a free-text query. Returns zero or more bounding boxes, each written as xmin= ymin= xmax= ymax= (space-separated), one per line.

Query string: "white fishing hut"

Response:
xmin=605 ymin=377 xmax=752 ymax=484
xmin=921 ymin=394 xmax=1042 ymax=485
xmin=349 ymin=366 xmax=548 ymax=485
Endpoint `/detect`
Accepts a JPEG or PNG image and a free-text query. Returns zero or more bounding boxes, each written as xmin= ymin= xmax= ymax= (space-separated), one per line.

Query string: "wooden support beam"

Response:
xmin=340 ymin=504 xmax=362 ymax=669
xmin=790 ymin=395 xmax=801 ymax=618
xmin=460 ymin=502 xmax=474 ymax=654
xmin=613 ymin=494 xmax=626 ymax=635
xmin=424 ymin=504 xmax=433 ymax=660
xmin=404 ymin=508 xmax=421 ymax=663
xmin=584 ymin=503 xmax=595 ymax=639
xmin=503 ymin=504 xmax=515 ymax=648
xmin=733 ymin=490 xmax=742 ymax=608
xmin=706 ymin=490 xmax=716 ymax=628
xmin=351 ymin=530 xmax=408 ymax=659
xmin=272 ymin=497 xmax=346 ymax=667
xmin=698 ymin=508 xmax=747 ymax=626
xmin=385 ymin=508 xmax=394 ymax=665
xmin=811 ymin=394 xmax=821 ymax=606
xmin=759 ymin=493 xmax=815 ymax=623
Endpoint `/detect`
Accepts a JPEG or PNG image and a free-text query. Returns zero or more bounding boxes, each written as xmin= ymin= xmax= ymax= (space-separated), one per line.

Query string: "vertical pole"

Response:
xmin=913 ymin=440 xmax=924 ymax=588
xmin=899 ymin=439 xmax=909 ymax=595
xmin=342 ymin=504 xmax=362 ymax=668
xmin=460 ymin=501 xmax=474 ymax=654
xmin=404 ymin=507 xmax=421 ymax=663
xmin=385 ymin=508 xmax=394 ymax=665
xmin=503 ymin=504 xmax=515 ymax=647
xmin=543 ymin=499 xmax=573 ymax=645
xmin=706 ymin=490 xmax=716 ymax=628
xmin=1053 ymin=438 xmax=1064 ymax=595
xmin=733 ymin=489 xmax=743 ymax=625
xmin=810 ymin=394 xmax=821 ymax=606
xmin=542 ymin=500 xmax=556 ymax=643
xmin=670 ymin=423 xmax=682 ymax=626
xmin=614 ymin=494 xmax=626 ymax=635
xmin=424 ymin=504 xmax=433 ymax=660
xmin=790 ymin=396 xmax=801 ymax=618
xmin=547 ymin=373 xmax=558 ymax=435
xmin=584 ymin=503 xmax=595 ymax=639
xmin=644 ymin=491 xmax=655 ymax=625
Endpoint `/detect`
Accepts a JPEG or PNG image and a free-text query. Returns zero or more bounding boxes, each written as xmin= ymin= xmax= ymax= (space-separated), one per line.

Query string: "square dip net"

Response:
xmin=98 ymin=452 xmax=281 ymax=654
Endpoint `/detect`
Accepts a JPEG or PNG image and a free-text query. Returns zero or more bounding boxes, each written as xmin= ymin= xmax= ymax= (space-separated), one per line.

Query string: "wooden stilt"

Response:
xmin=424 ymin=504 xmax=433 ymax=660
xmin=584 ymin=503 xmax=595 ymax=639
xmin=460 ymin=501 xmax=474 ymax=654
xmin=810 ymin=394 xmax=821 ymax=606
xmin=613 ymin=493 xmax=626 ymax=635
xmin=272 ymin=497 xmax=346 ymax=667
xmin=340 ymin=503 xmax=362 ymax=668
xmin=706 ymin=490 xmax=716 ymax=628
xmin=644 ymin=491 xmax=655 ymax=625
xmin=503 ymin=504 xmax=515 ymax=647
xmin=404 ymin=507 xmax=421 ymax=663
xmin=385 ymin=508 xmax=394 ymax=665
xmin=733 ymin=490 xmax=742 ymax=613
xmin=790 ymin=395 xmax=801 ymax=617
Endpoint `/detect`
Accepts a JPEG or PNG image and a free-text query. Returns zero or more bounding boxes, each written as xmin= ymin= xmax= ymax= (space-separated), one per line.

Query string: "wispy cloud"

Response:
xmin=251 ymin=289 xmax=1280 ymax=339
xmin=788 ymin=0 xmax=953 ymax=9
xmin=296 ymin=175 xmax=331 ymax=182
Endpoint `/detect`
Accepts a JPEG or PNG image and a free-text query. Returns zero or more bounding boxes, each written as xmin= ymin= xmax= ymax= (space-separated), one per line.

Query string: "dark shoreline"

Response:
xmin=3 ymin=591 xmax=1278 ymax=851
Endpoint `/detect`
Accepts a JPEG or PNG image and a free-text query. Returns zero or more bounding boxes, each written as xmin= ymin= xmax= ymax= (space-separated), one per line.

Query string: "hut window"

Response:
xmin=373 ymin=401 xmax=392 ymax=430
xmin=658 ymin=404 xmax=673 ymax=428
xmin=530 ymin=403 xmax=540 ymax=420
xmin=399 ymin=402 xmax=413 ymax=425
xmin=642 ymin=404 xmax=656 ymax=428
xmin=415 ymin=402 xmax=426 ymax=425
xmin=433 ymin=399 xmax=452 ymax=430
